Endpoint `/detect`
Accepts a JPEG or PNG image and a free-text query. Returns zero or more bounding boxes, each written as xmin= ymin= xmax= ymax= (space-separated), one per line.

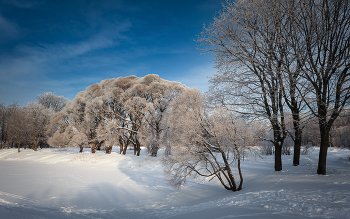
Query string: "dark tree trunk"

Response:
xmin=119 ymin=137 xmax=124 ymax=154
xmin=105 ymin=146 xmax=112 ymax=154
xmin=237 ymin=153 xmax=243 ymax=191
xmin=17 ymin=142 xmax=20 ymax=153
xmin=220 ymin=149 xmax=237 ymax=191
xmin=91 ymin=142 xmax=96 ymax=153
xmin=79 ymin=145 xmax=84 ymax=153
xmin=122 ymin=144 xmax=127 ymax=155
xmin=293 ymin=122 xmax=302 ymax=166
xmin=317 ymin=126 xmax=330 ymax=175
xmin=134 ymin=138 xmax=141 ymax=156
xmin=33 ymin=139 xmax=39 ymax=151
xmin=274 ymin=141 xmax=282 ymax=171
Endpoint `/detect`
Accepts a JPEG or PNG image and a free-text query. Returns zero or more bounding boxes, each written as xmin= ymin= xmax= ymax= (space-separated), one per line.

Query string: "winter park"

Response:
xmin=0 ymin=0 xmax=350 ymax=218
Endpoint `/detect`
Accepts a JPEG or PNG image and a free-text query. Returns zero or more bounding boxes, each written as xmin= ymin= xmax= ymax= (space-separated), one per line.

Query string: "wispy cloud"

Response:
xmin=3 ymin=0 xmax=41 ymax=9
xmin=0 ymin=13 xmax=18 ymax=41
xmin=0 ymin=20 xmax=132 ymax=106
xmin=17 ymin=21 xmax=131 ymax=60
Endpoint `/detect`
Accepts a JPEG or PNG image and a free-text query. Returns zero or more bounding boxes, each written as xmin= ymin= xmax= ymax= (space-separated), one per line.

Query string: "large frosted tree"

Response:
xmin=48 ymin=75 xmax=186 ymax=156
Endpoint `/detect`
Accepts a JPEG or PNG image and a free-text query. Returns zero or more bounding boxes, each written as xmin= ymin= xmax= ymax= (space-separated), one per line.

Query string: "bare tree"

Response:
xmin=37 ymin=92 xmax=68 ymax=113
xmin=198 ymin=0 xmax=289 ymax=171
xmin=7 ymin=104 xmax=26 ymax=153
xmin=0 ymin=103 xmax=9 ymax=149
xmin=287 ymin=0 xmax=350 ymax=174
xmin=164 ymin=88 xmax=244 ymax=191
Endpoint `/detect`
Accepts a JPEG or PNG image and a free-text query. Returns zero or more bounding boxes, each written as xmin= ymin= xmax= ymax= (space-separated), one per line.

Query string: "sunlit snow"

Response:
xmin=0 ymin=147 xmax=349 ymax=218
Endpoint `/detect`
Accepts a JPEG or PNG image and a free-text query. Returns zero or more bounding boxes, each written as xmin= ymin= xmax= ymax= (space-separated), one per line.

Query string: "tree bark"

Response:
xmin=90 ymin=142 xmax=96 ymax=153
xmin=79 ymin=145 xmax=84 ymax=153
xmin=237 ymin=151 xmax=243 ymax=191
xmin=119 ymin=137 xmax=124 ymax=154
xmin=274 ymin=141 xmax=282 ymax=171
xmin=105 ymin=146 xmax=112 ymax=154
xmin=134 ymin=137 xmax=141 ymax=156
xmin=317 ymin=126 xmax=330 ymax=175
xmin=220 ymin=149 xmax=237 ymax=191
xmin=293 ymin=121 xmax=302 ymax=166
xmin=293 ymin=135 xmax=301 ymax=166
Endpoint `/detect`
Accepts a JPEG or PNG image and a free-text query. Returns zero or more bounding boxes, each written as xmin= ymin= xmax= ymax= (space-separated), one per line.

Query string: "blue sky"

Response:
xmin=0 ymin=0 xmax=223 ymax=106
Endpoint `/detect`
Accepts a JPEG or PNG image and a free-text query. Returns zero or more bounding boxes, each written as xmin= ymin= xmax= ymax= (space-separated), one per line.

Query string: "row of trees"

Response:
xmin=1 ymin=74 xmax=349 ymax=191
xmin=0 ymin=93 xmax=67 ymax=152
xmin=198 ymin=0 xmax=350 ymax=174
xmin=0 ymin=0 xmax=349 ymax=190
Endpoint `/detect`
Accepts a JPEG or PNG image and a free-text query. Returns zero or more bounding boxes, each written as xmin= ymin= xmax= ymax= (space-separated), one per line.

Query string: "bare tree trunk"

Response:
xmin=317 ymin=126 xmax=330 ymax=175
xmin=150 ymin=132 xmax=160 ymax=157
xmin=135 ymin=138 xmax=141 ymax=156
xmin=292 ymin=108 xmax=302 ymax=166
xmin=119 ymin=137 xmax=124 ymax=154
xmin=33 ymin=138 xmax=39 ymax=151
xmin=17 ymin=142 xmax=20 ymax=153
xmin=220 ymin=149 xmax=237 ymax=191
xmin=91 ymin=142 xmax=96 ymax=153
xmin=105 ymin=146 xmax=112 ymax=154
xmin=79 ymin=145 xmax=84 ymax=153
xmin=274 ymin=142 xmax=282 ymax=171
xmin=293 ymin=127 xmax=302 ymax=166
xmin=237 ymin=156 xmax=243 ymax=191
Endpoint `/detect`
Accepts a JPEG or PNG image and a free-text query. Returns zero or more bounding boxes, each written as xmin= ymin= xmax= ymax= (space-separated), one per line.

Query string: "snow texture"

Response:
xmin=0 ymin=147 xmax=349 ymax=219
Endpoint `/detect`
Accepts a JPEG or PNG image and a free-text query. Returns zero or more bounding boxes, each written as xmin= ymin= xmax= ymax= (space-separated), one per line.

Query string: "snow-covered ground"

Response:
xmin=0 ymin=146 xmax=349 ymax=219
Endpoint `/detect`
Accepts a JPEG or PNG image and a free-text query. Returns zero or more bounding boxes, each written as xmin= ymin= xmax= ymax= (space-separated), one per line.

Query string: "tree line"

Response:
xmin=0 ymin=73 xmax=349 ymax=192
xmin=0 ymin=92 xmax=67 ymax=152
xmin=0 ymin=0 xmax=349 ymax=191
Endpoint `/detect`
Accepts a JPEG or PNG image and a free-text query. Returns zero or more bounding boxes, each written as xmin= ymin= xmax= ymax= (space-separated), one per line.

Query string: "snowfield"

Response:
xmin=0 ymin=147 xmax=350 ymax=219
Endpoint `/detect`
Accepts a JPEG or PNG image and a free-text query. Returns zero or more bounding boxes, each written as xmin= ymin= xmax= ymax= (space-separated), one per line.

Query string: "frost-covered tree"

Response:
xmin=142 ymin=77 xmax=186 ymax=157
xmin=164 ymin=88 xmax=244 ymax=191
xmin=38 ymin=92 xmax=68 ymax=113
xmin=47 ymin=75 xmax=187 ymax=155
xmin=47 ymin=108 xmax=71 ymax=148
xmin=26 ymin=102 xmax=52 ymax=151
xmin=198 ymin=0 xmax=290 ymax=171
xmin=37 ymin=92 xmax=68 ymax=113
xmin=48 ymin=88 xmax=103 ymax=153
